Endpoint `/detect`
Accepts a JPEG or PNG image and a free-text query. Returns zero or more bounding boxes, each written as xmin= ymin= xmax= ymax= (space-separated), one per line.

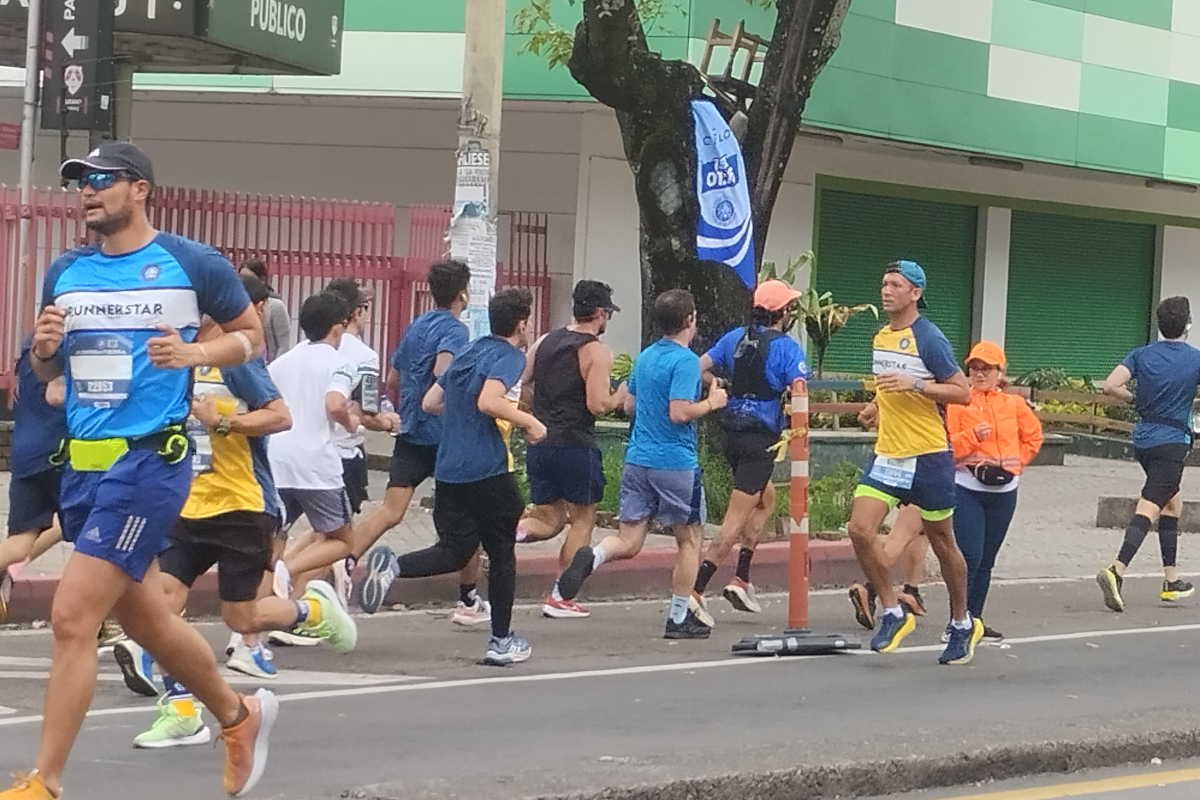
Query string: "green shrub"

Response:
xmin=597 ymin=448 xmax=624 ymax=514
xmin=808 ymin=461 xmax=862 ymax=534
xmin=699 ymin=443 xmax=734 ymax=523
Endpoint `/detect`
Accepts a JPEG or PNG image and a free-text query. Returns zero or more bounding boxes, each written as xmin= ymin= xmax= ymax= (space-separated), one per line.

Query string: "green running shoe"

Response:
xmin=133 ymin=695 xmax=210 ymax=749
xmin=297 ymin=579 xmax=358 ymax=654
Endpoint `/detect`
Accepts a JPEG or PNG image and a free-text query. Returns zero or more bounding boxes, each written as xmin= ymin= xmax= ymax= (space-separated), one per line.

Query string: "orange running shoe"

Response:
xmin=0 ymin=771 xmax=57 ymax=799
xmin=219 ymin=689 xmax=279 ymax=797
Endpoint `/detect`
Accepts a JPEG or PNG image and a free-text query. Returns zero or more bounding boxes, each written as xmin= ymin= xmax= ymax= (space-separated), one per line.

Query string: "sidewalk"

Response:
xmin=3 ymin=430 xmax=1190 ymax=620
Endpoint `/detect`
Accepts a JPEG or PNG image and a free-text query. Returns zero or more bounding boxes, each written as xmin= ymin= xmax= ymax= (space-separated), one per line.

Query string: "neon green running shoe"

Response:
xmin=133 ymin=694 xmax=210 ymax=749
xmin=297 ymin=579 xmax=358 ymax=654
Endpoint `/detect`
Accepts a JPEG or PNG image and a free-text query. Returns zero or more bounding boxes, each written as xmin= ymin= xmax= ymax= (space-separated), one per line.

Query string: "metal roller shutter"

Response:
xmin=1005 ymin=211 xmax=1154 ymax=378
xmin=815 ymin=189 xmax=978 ymax=374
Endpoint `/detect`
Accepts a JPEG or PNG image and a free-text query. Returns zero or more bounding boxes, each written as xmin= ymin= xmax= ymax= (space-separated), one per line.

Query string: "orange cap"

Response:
xmin=753 ymin=280 xmax=802 ymax=312
xmin=967 ymin=340 xmax=1006 ymax=367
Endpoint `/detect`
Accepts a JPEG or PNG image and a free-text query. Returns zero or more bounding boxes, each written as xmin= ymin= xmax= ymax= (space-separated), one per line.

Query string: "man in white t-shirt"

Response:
xmin=324 ymin=278 xmax=399 ymax=517
xmin=267 ymin=292 xmax=361 ymax=595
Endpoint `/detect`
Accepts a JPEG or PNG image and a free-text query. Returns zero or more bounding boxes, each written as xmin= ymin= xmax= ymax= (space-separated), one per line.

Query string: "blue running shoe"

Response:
xmin=869 ymin=609 xmax=915 ymax=653
xmin=484 ymin=633 xmax=532 ymax=666
xmin=940 ymin=617 xmax=984 ymax=665
xmin=114 ymin=639 xmax=158 ymax=697
xmin=356 ymin=545 xmax=399 ymax=614
xmin=556 ymin=545 xmax=595 ymax=601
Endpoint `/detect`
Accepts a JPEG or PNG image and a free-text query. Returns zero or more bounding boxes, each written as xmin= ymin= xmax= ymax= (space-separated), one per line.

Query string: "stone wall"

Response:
xmin=0 ymin=420 xmax=11 ymax=471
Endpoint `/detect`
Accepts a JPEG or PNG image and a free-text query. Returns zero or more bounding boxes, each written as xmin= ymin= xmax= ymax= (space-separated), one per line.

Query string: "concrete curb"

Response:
xmin=4 ymin=539 xmax=861 ymax=623
xmin=521 ymin=729 xmax=1200 ymax=800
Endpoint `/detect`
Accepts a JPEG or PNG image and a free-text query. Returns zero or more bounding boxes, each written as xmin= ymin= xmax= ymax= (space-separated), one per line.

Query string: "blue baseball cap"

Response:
xmin=885 ymin=260 xmax=928 ymax=308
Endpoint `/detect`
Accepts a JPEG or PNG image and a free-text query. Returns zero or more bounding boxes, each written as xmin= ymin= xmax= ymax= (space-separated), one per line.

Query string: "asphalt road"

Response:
xmin=3 ymin=574 xmax=1200 ymax=800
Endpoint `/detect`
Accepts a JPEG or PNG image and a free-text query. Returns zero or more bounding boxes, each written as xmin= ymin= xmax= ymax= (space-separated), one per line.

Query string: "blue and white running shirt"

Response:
xmin=41 ymin=232 xmax=250 ymax=441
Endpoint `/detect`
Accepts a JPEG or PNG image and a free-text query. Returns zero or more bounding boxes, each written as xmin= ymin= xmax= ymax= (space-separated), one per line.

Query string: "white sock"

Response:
xmin=669 ymin=594 xmax=688 ymax=624
xmin=883 ymin=605 xmax=904 ymax=619
xmin=551 ymin=582 xmax=563 ymax=601
xmin=592 ymin=546 xmax=608 ymax=570
xmin=951 ymin=614 xmax=973 ymax=630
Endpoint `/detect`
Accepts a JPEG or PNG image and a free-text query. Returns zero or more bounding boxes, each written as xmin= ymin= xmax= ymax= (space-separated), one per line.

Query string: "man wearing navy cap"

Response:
xmin=3 ymin=141 xmax=277 ymax=800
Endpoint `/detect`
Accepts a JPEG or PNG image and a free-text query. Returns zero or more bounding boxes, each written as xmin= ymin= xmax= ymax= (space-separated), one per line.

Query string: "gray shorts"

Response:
xmin=280 ymin=488 xmax=352 ymax=534
xmin=617 ymin=464 xmax=705 ymax=529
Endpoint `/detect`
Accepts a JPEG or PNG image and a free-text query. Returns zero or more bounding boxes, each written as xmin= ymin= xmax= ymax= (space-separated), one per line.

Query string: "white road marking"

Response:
xmin=0 ymin=706 xmax=15 ymax=716
xmin=4 ymin=619 xmax=1200 ymax=729
xmin=0 ymin=668 xmax=427 ymax=688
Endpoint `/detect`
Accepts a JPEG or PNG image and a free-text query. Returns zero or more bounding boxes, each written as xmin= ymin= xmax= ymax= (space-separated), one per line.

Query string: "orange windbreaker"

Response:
xmin=945 ymin=387 xmax=1044 ymax=474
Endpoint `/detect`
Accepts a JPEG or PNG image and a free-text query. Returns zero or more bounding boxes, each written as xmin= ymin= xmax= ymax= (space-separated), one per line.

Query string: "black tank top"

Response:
xmin=532 ymin=327 xmax=599 ymax=447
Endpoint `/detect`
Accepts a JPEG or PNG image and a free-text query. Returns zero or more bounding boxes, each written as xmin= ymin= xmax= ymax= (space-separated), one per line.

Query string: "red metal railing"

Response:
xmin=0 ymin=189 xmax=552 ymax=401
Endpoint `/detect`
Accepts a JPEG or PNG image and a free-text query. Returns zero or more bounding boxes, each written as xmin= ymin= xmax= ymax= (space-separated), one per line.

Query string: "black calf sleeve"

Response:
xmin=1159 ymin=515 xmax=1180 ymax=568
xmin=1117 ymin=514 xmax=1153 ymax=566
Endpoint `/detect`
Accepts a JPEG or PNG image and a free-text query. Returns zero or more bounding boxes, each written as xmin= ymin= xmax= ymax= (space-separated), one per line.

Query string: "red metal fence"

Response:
xmin=0 ymin=187 xmax=552 ymax=400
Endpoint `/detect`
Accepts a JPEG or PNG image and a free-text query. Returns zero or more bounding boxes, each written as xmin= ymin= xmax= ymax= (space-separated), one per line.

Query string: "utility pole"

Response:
xmin=449 ymin=0 xmax=506 ymax=339
xmin=15 ymin=0 xmax=43 ymax=347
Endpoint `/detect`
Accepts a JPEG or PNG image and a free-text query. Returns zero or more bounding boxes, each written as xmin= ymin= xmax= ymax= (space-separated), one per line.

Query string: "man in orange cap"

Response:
xmin=691 ymin=279 xmax=810 ymax=621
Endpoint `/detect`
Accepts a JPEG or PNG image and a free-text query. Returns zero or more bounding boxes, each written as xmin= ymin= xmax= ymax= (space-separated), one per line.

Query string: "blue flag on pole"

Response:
xmin=692 ymin=99 xmax=756 ymax=288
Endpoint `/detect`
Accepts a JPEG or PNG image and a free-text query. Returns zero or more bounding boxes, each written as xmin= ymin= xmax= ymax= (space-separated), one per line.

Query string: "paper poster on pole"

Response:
xmin=451 ymin=138 xmax=498 ymax=340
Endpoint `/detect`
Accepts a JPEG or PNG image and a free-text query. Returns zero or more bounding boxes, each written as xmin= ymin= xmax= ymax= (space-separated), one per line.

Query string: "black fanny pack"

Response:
xmin=970 ymin=463 xmax=1015 ymax=487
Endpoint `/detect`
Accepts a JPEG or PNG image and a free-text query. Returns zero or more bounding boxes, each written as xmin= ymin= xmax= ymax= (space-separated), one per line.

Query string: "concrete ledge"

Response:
xmin=1027 ymin=433 xmax=1070 ymax=467
xmin=3 ymin=540 xmax=860 ymax=624
xmin=520 ymin=728 xmax=1200 ymax=800
xmin=1097 ymin=496 xmax=1200 ymax=530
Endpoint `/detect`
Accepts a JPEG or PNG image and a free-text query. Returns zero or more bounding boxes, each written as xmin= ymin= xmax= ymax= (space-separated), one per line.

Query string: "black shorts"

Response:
xmin=1135 ymin=443 xmax=1190 ymax=508
xmin=8 ymin=468 xmax=61 ymax=537
xmin=389 ymin=435 xmax=438 ymax=489
xmin=433 ymin=473 xmax=525 ymax=552
xmin=159 ymin=511 xmax=277 ymax=603
xmin=342 ymin=448 xmax=369 ymax=514
xmin=720 ymin=428 xmax=778 ymax=495
xmin=526 ymin=445 xmax=605 ymax=506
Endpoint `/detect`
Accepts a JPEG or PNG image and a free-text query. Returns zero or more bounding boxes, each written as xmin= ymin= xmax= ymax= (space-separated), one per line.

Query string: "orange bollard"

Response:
xmin=787 ymin=378 xmax=809 ymax=629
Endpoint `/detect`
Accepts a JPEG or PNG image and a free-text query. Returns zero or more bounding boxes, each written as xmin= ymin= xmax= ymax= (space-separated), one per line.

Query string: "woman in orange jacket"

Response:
xmin=945 ymin=341 xmax=1043 ymax=640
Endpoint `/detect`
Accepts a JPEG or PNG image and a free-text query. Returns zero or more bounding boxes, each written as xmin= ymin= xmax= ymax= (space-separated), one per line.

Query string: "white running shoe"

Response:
xmin=272 ymin=560 xmax=293 ymax=599
xmin=331 ymin=557 xmax=354 ymax=610
xmin=452 ymin=597 xmax=492 ymax=626
xmin=225 ymin=631 xmax=243 ymax=658
xmin=227 ymin=644 xmax=278 ymax=680
xmin=689 ymin=593 xmax=716 ymax=628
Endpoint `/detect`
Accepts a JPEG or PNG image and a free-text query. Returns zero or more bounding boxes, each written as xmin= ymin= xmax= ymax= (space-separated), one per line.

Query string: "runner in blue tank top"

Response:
xmin=2 ymin=142 xmax=276 ymax=800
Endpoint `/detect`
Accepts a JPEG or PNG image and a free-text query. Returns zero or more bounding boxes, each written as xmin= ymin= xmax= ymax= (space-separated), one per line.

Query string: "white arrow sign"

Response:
xmin=61 ymin=27 xmax=89 ymax=57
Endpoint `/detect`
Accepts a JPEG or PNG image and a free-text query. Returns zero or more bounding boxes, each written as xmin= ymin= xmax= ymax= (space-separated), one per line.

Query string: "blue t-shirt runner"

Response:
xmin=1120 ymin=340 xmax=1200 ymax=450
xmin=553 ymin=289 xmax=728 ymax=641
xmin=7 ymin=339 xmax=69 ymax=543
xmin=392 ymin=308 xmax=469 ymax=447
xmin=41 ymin=231 xmax=250 ymax=582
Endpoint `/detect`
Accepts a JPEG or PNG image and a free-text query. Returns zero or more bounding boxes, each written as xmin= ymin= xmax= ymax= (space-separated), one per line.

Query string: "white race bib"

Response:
xmin=69 ymin=333 xmax=133 ymax=409
xmin=186 ymin=417 xmax=214 ymax=475
xmin=869 ymin=456 xmax=918 ymax=490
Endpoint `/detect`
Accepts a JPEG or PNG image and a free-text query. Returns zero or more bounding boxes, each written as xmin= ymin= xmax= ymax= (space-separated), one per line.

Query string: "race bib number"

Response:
xmin=186 ymin=417 xmax=214 ymax=475
xmin=69 ymin=333 xmax=133 ymax=408
xmin=869 ymin=456 xmax=918 ymax=490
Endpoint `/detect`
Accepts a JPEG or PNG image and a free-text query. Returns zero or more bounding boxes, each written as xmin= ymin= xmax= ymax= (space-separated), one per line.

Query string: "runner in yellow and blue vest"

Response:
xmin=844 ymin=260 xmax=982 ymax=665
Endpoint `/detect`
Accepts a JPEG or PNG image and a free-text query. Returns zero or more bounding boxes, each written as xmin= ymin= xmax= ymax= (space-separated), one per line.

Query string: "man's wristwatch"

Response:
xmin=214 ymin=415 xmax=233 ymax=437
xmin=913 ymin=377 xmax=926 ymax=395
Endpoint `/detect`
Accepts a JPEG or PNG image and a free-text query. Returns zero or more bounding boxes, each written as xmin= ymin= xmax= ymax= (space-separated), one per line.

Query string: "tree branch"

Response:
xmin=742 ymin=0 xmax=850 ymax=263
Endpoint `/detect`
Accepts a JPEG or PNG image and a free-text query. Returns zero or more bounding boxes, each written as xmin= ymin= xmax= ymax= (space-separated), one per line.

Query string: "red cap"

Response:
xmin=753 ymin=280 xmax=802 ymax=312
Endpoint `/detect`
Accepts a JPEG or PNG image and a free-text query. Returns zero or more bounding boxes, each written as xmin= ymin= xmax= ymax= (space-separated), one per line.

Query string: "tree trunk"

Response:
xmin=569 ymin=0 xmax=751 ymax=349
xmin=567 ymin=0 xmax=850 ymax=349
